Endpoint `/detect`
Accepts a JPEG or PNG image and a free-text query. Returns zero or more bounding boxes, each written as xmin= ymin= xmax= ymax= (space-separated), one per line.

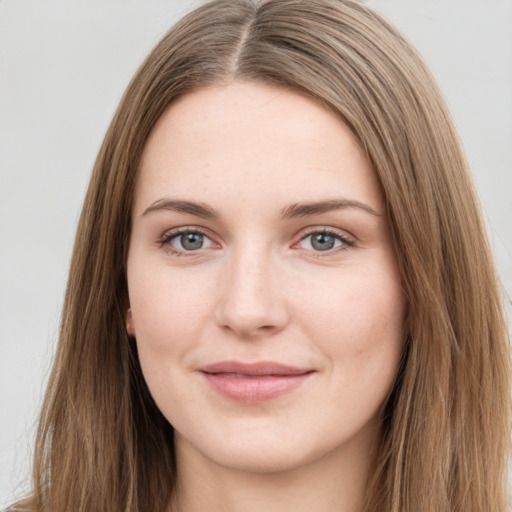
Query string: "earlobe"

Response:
xmin=126 ymin=308 xmax=135 ymax=338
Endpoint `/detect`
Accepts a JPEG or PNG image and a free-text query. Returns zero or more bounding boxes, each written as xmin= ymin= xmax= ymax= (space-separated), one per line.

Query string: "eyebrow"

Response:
xmin=142 ymin=197 xmax=380 ymax=219
xmin=142 ymin=199 xmax=219 ymax=219
xmin=280 ymin=199 xmax=381 ymax=219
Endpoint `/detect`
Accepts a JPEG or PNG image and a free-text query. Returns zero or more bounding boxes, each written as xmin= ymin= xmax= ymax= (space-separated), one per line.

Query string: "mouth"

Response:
xmin=198 ymin=361 xmax=315 ymax=403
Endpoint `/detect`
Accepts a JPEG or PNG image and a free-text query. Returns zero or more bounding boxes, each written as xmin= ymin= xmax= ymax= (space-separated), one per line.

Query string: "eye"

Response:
xmin=159 ymin=228 xmax=216 ymax=255
xmin=297 ymin=229 xmax=353 ymax=253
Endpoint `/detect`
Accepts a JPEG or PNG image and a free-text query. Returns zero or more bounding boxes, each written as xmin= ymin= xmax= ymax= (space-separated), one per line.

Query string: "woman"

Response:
xmin=10 ymin=0 xmax=511 ymax=511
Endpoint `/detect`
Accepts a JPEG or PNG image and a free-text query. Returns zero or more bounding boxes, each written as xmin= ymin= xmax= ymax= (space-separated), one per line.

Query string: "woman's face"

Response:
xmin=127 ymin=82 xmax=406 ymax=474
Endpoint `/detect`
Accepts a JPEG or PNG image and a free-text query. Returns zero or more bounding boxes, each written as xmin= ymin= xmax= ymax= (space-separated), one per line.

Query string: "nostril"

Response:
xmin=217 ymin=317 xmax=286 ymax=339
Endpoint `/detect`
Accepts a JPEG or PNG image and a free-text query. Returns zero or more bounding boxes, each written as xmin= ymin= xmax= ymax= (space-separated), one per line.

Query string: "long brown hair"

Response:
xmin=17 ymin=1 xmax=510 ymax=511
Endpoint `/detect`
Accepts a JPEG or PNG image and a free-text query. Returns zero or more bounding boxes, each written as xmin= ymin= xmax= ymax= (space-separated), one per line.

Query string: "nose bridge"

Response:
xmin=215 ymin=241 xmax=287 ymax=337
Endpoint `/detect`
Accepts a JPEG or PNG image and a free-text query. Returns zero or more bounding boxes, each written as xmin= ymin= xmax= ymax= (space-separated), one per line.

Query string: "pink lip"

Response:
xmin=198 ymin=361 xmax=315 ymax=403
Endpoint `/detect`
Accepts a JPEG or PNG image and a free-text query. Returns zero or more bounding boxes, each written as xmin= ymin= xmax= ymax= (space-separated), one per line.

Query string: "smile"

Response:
xmin=198 ymin=361 xmax=315 ymax=403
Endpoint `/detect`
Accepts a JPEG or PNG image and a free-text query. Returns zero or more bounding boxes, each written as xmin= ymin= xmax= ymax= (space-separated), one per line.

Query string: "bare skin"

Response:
xmin=127 ymin=81 xmax=406 ymax=512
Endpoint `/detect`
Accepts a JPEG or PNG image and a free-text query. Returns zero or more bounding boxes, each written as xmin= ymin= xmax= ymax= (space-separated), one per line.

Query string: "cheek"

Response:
xmin=128 ymin=263 xmax=214 ymax=347
xmin=129 ymin=271 xmax=209 ymax=408
xmin=297 ymin=268 xmax=406 ymax=382
xmin=126 ymin=268 xmax=213 ymax=408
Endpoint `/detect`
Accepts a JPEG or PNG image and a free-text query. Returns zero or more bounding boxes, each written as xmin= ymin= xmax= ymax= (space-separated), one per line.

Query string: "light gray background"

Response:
xmin=1 ymin=0 xmax=511 ymax=507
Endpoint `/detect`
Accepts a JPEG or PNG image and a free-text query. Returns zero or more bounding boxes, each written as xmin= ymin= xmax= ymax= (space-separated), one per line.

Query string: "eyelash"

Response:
xmin=297 ymin=227 xmax=355 ymax=257
xmin=158 ymin=227 xmax=214 ymax=257
xmin=157 ymin=227 xmax=355 ymax=258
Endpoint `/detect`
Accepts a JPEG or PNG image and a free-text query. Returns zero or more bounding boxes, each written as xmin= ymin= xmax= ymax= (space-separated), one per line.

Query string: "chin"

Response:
xmin=210 ymin=445 xmax=312 ymax=474
xmin=176 ymin=426 xmax=338 ymax=476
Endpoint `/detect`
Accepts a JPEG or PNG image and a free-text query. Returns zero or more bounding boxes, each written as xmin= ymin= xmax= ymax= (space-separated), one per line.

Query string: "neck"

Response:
xmin=170 ymin=429 xmax=378 ymax=512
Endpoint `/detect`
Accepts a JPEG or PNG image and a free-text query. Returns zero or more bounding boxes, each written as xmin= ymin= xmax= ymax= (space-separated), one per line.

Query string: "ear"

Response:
xmin=126 ymin=308 xmax=135 ymax=338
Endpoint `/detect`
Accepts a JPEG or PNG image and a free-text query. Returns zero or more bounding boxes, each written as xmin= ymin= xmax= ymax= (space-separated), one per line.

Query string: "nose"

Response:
xmin=214 ymin=248 xmax=289 ymax=339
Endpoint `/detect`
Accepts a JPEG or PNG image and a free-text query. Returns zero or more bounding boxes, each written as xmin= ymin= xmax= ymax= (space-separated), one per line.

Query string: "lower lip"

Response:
xmin=201 ymin=372 xmax=313 ymax=403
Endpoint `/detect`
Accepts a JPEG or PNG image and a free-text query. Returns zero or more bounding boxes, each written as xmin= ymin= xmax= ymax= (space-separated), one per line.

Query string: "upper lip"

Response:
xmin=199 ymin=361 xmax=313 ymax=376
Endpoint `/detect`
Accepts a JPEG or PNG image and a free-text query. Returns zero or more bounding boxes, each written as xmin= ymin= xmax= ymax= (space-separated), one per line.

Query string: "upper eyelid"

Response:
xmin=157 ymin=227 xmax=217 ymax=251
xmin=294 ymin=229 xmax=354 ymax=249
xmin=158 ymin=228 xmax=218 ymax=256
xmin=296 ymin=225 xmax=355 ymax=243
xmin=159 ymin=225 xmax=355 ymax=251
xmin=160 ymin=225 xmax=353 ymax=238
xmin=160 ymin=225 xmax=215 ymax=239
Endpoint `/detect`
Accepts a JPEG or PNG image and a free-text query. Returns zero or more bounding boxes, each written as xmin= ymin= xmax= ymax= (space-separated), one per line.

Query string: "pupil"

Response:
xmin=181 ymin=233 xmax=203 ymax=250
xmin=311 ymin=233 xmax=335 ymax=251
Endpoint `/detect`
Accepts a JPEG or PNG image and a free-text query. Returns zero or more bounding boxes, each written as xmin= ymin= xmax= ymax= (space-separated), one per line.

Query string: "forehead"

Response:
xmin=135 ymin=81 xmax=383 ymax=216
